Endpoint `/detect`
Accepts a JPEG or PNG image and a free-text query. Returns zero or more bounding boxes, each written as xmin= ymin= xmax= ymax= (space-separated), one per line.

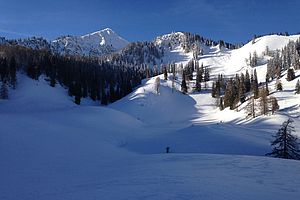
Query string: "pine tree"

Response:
xmin=9 ymin=56 xmax=17 ymax=89
xmin=0 ymin=81 xmax=8 ymax=99
xmin=295 ymin=80 xmax=300 ymax=94
xmin=163 ymin=66 xmax=168 ymax=80
xmin=181 ymin=71 xmax=188 ymax=94
xmin=259 ymin=88 xmax=269 ymax=116
xmin=286 ymin=68 xmax=295 ymax=81
xmin=267 ymin=118 xmax=300 ymax=160
xmin=219 ymin=96 xmax=224 ymax=110
xmin=270 ymin=96 xmax=279 ymax=114
xmin=246 ymin=96 xmax=256 ymax=118
xmin=195 ymin=65 xmax=202 ymax=92
xmin=154 ymin=77 xmax=160 ymax=94
xmin=251 ymin=69 xmax=259 ymax=98
xmin=276 ymin=80 xmax=283 ymax=91
xmin=245 ymin=70 xmax=251 ymax=92
xmin=211 ymin=82 xmax=216 ymax=97
xmin=224 ymin=79 xmax=235 ymax=109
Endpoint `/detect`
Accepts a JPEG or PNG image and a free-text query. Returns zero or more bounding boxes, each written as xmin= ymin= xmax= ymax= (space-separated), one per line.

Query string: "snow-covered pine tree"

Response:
xmin=267 ymin=118 xmax=300 ymax=160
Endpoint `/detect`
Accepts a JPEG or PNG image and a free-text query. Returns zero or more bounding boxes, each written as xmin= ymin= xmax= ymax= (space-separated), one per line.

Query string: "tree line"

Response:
xmin=0 ymin=44 xmax=151 ymax=104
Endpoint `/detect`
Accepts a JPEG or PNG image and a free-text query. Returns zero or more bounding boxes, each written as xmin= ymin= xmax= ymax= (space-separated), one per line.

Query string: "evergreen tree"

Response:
xmin=181 ymin=71 xmax=188 ymax=94
xmin=0 ymin=81 xmax=8 ymax=99
xmin=276 ymin=80 xmax=283 ymax=91
xmin=195 ymin=65 xmax=202 ymax=92
xmin=270 ymin=96 xmax=279 ymax=114
xmin=267 ymin=118 xmax=300 ymax=160
xmin=204 ymin=67 xmax=210 ymax=82
xmin=9 ymin=56 xmax=17 ymax=89
xmin=163 ymin=66 xmax=168 ymax=80
xmin=251 ymin=69 xmax=259 ymax=98
xmin=245 ymin=70 xmax=251 ymax=92
xmin=154 ymin=77 xmax=160 ymax=94
xmin=246 ymin=96 xmax=256 ymax=118
xmin=219 ymin=96 xmax=224 ymax=110
xmin=211 ymin=82 xmax=216 ymax=97
xmin=223 ymin=79 xmax=235 ymax=109
xmin=286 ymin=68 xmax=295 ymax=81
xmin=259 ymin=88 xmax=269 ymax=116
xmin=295 ymin=80 xmax=300 ymax=94
xmin=265 ymin=74 xmax=269 ymax=95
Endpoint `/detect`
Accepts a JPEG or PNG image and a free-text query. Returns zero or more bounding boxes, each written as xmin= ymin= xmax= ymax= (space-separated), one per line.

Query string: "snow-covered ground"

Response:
xmin=1 ymin=34 xmax=300 ymax=200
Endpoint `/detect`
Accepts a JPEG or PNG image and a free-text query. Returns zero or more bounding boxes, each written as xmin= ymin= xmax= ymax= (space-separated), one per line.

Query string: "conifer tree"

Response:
xmin=224 ymin=79 xmax=235 ymax=109
xmin=246 ymin=96 xmax=256 ymax=118
xmin=195 ymin=65 xmax=202 ymax=92
xmin=286 ymin=68 xmax=295 ymax=81
xmin=276 ymin=80 xmax=283 ymax=91
xmin=219 ymin=96 xmax=224 ymax=110
xmin=259 ymin=88 xmax=269 ymax=116
xmin=267 ymin=118 xmax=300 ymax=160
xmin=163 ymin=66 xmax=168 ymax=80
xmin=181 ymin=71 xmax=188 ymax=94
xmin=0 ymin=81 xmax=8 ymax=99
xmin=245 ymin=70 xmax=251 ymax=92
xmin=270 ymin=96 xmax=279 ymax=114
xmin=295 ymin=79 xmax=300 ymax=94
xmin=251 ymin=69 xmax=259 ymax=98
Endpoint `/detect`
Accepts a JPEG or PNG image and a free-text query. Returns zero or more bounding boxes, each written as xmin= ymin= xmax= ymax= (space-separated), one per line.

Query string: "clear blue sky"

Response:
xmin=0 ymin=0 xmax=299 ymax=44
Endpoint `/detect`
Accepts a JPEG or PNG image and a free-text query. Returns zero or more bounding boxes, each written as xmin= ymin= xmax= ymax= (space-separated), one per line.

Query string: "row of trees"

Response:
xmin=211 ymin=69 xmax=280 ymax=118
xmin=180 ymin=60 xmax=210 ymax=94
xmin=267 ymin=40 xmax=300 ymax=80
xmin=0 ymin=44 xmax=151 ymax=105
xmin=0 ymin=57 xmax=17 ymax=99
xmin=211 ymin=69 xmax=258 ymax=110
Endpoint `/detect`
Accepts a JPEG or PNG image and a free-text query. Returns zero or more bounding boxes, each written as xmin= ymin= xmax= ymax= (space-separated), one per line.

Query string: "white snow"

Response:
xmin=1 ymin=34 xmax=300 ymax=200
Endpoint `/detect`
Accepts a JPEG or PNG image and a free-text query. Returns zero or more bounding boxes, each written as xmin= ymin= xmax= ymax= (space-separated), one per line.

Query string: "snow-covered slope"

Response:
xmin=200 ymin=34 xmax=300 ymax=82
xmin=1 ymin=74 xmax=300 ymax=200
xmin=52 ymin=28 xmax=129 ymax=57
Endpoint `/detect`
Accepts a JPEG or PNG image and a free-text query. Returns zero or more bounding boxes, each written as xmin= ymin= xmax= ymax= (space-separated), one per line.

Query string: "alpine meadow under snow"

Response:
xmin=1 ymin=29 xmax=300 ymax=200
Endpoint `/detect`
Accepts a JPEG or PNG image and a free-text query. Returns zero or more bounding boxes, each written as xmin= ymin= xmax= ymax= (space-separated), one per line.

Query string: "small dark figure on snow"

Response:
xmin=166 ymin=147 xmax=170 ymax=153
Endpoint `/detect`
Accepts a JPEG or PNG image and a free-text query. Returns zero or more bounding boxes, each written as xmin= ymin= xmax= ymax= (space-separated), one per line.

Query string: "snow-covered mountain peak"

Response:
xmin=81 ymin=28 xmax=129 ymax=50
xmin=51 ymin=28 xmax=129 ymax=57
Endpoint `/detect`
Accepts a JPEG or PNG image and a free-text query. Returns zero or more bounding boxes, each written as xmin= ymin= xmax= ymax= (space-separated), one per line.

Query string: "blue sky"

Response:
xmin=0 ymin=0 xmax=299 ymax=44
